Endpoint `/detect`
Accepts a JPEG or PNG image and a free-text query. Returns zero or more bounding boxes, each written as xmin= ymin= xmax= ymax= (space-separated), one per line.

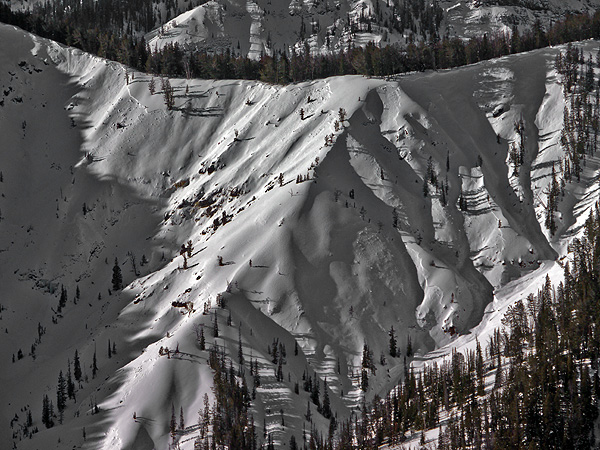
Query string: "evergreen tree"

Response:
xmin=406 ymin=335 xmax=413 ymax=357
xmin=389 ymin=325 xmax=397 ymax=357
xmin=322 ymin=379 xmax=331 ymax=419
xmin=585 ymin=57 xmax=595 ymax=92
xmin=361 ymin=369 xmax=369 ymax=391
xmin=74 ymin=350 xmax=82 ymax=382
xmin=238 ymin=327 xmax=244 ymax=364
xmin=493 ymin=351 xmax=503 ymax=391
xmin=67 ymin=360 xmax=75 ymax=400
xmin=58 ymin=285 xmax=67 ymax=312
xmin=545 ymin=163 xmax=560 ymax=235
xmin=92 ymin=348 xmax=98 ymax=378
xmin=310 ymin=377 xmax=320 ymax=408
xmin=163 ymin=78 xmax=175 ymax=110
xmin=56 ymin=370 xmax=66 ymax=422
xmin=475 ymin=339 xmax=484 ymax=396
xmin=199 ymin=326 xmax=205 ymax=350
xmin=170 ymin=403 xmax=177 ymax=436
xmin=112 ymin=258 xmax=123 ymax=291
xmin=362 ymin=343 xmax=375 ymax=373
xmin=42 ymin=394 xmax=52 ymax=428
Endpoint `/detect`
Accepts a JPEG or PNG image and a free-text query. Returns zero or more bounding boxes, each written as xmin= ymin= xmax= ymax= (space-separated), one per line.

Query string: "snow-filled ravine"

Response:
xmin=2 ymin=23 xmax=600 ymax=449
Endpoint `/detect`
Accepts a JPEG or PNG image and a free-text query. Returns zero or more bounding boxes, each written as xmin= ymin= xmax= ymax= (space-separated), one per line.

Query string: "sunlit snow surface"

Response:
xmin=2 ymin=23 xmax=600 ymax=449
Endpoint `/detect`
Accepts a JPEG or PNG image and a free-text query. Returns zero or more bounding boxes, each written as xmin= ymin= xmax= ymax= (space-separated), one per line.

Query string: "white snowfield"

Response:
xmin=1 ymin=23 xmax=600 ymax=449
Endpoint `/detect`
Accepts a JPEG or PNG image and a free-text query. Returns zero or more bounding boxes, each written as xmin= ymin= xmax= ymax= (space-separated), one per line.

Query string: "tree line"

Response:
xmin=3 ymin=2 xmax=600 ymax=83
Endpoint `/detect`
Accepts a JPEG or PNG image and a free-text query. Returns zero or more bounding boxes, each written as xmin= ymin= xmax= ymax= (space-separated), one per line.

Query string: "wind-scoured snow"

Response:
xmin=2 ymin=22 xmax=600 ymax=449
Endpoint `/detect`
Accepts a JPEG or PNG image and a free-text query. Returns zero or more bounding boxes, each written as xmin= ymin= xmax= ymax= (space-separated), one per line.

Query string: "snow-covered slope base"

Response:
xmin=2 ymin=24 xmax=600 ymax=449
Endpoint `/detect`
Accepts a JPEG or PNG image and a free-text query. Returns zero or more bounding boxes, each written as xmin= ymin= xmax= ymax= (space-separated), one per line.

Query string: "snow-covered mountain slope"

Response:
xmin=9 ymin=0 xmax=600 ymax=59
xmin=145 ymin=0 xmax=600 ymax=58
xmin=2 ymin=22 xmax=600 ymax=449
xmin=441 ymin=0 xmax=600 ymax=38
xmin=145 ymin=0 xmax=405 ymax=59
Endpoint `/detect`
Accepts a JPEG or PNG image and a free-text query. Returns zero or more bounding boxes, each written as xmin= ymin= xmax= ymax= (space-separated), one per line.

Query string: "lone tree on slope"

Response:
xmin=112 ymin=258 xmax=123 ymax=291
xmin=163 ymin=78 xmax=175 ymax=110
xmin=389 ymin=326 xmax=397 ymax=357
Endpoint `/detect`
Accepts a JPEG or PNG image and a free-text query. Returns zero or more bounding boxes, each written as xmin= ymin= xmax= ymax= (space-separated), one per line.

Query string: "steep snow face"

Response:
xmin=2 ymin=23 xmax=600 ymax=449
